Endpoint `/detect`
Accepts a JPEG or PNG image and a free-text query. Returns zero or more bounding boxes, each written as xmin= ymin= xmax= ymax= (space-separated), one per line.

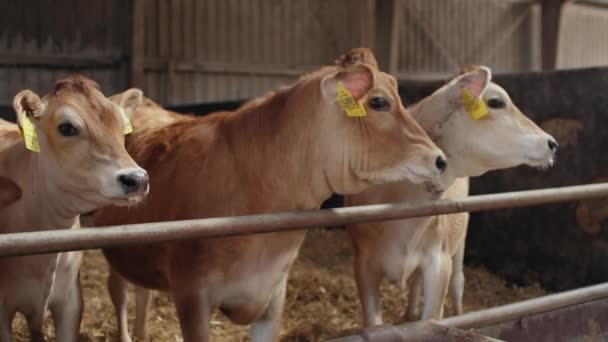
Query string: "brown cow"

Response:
xmin=0 ymin=76 xmax=149 ymax=342
xmin=95 ymin=48 xmax=446 ymax=342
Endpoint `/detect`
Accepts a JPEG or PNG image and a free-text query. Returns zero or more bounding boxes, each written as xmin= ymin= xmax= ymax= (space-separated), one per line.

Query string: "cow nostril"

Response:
xmin=435 ymin=156 xmax=447 ymax=173
xmin=548 ymin=140 xmax=558 ymax=152
xmin=118 ymin=170 xmax=149 ymax=194
xmin=118 ymin=175 xmax=138 ymax=192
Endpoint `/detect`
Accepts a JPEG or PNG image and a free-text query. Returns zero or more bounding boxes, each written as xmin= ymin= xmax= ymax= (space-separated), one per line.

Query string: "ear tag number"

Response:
xmin=20 ymin=114 xmax=40 ymax=152
xmin=337 ymin=82 xmax=367 ymax=117
xmin=461 ymin=87 xmax=488 ymax=120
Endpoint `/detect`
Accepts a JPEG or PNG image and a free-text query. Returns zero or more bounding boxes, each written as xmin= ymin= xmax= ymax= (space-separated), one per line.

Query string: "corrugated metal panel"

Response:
xmin=396 ymin=0 xmax=540 ymax=79
xmin=2 ymin=0 xmax=607 ymax=107
xmin=142 ymin=0 xmax=374 ymax=105
xmin=0 ymin=0 xmax=129 ymax=105
xmin=557 ymin=4 xmax=608 ymax=69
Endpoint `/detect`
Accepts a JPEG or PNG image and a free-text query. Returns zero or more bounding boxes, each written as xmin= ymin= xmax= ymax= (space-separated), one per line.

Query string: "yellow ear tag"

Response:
xmin=21 ymin=114 xmax=40 ymax=152
xmin=123 ymin=117 xmax=133 ymax=135
xmin=460 ymin=87 xmax=488 ymax=120
xmin=336 ymin=82 xmax=367 ymax=117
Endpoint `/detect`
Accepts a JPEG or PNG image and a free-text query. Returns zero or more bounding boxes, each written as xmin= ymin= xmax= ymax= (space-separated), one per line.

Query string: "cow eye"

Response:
xmin=369 ymin=97 xmax=390 ymax=111
xmin=57 ymin=122 xmax=79 ymax=137
xmin=487 ymin=97 xmax=506 ymax=109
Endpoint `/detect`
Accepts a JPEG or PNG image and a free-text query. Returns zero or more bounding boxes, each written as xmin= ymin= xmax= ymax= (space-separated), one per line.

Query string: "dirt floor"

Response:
xmin=12 ymin=225 xmax=546 ymax=341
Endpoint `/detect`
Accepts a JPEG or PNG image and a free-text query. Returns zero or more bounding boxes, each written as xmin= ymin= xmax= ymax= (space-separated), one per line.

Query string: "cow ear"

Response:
xmin=13 ymin=90 xmax=43 ymax=128
xmin=0 ymin=177 xmax=21 ymax=207
xmin=454 ymin=66 xmax=492 ymax=98
xmin=111 ymin=88 xmax=143 ymax=119
xmin=321 ymin=64 xmax=374 ymax=101
xmin=446 ymin=66 xmax=491 ymax=103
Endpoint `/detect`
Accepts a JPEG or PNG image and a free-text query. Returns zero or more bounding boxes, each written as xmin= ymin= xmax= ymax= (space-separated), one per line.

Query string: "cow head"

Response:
xmin=412 ymin=65 xmax=557 ymax=182
xmin=13 ymin=75 xmax=149 ymax=212
xmin=315 ymin=48 xmax=446 ymax=193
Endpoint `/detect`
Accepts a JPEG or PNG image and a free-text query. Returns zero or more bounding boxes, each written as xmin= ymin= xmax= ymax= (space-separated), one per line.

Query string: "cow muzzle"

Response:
xmin=116 ymin=168 xmax=150 ymax=196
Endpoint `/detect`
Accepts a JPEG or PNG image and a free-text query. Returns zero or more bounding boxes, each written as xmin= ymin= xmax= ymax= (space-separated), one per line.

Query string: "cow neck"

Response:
xmin=408 ymin=95 xmax=460 ymax=191
xmin=24 ymin=151 xmax=80 ymax=231
xmin=219 ymin=84 xmax=335 ymax=209
xmin=410 ymin=95 xmax=453 ymax=144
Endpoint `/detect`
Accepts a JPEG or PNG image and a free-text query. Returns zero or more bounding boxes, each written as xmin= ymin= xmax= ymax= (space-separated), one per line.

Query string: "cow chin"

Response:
xmin=104 ymin=181 xmax=149 ymax=207
xmin=523 ymin=147 xmax=556 ymax=170
xmin=109 ymin=195 xmax=146 ymax=207
xmin=526 ymin=154 xmax=555 ymax=170
xmin=402 ymin=166 xmax=436 ymax=184
xmin=359 ymin=163 xmax=437 ymax=185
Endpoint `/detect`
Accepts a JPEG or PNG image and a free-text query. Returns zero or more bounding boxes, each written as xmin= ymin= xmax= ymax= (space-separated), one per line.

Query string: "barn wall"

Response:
xmin=141 ymin=0 xmax=543 ymax=104
xmin=0 ymin=0 xmax=130 ymax=107
xmin=1 ymin=0 xmax=607 ymax=108
xmin=557 ymin=3 xmax=608 ymax=68
xmin=396 ymin=0 xmax=541 ymax=78
xmin=141 ymin=0 xmax=374 ymax=105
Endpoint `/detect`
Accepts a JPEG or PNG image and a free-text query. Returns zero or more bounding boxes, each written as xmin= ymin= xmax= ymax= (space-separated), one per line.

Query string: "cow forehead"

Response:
xmin=47 ymin=90 xmax=122 ymax=131
xmin=378 ymin=72 xmax=398 ymax=88
xmin=373 ymin=72 xmax=400 ymax=97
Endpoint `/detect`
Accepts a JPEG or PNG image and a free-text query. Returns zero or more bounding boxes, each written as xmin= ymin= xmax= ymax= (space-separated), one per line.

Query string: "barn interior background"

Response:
xmin=2 ymin=0 xmax=608 ymax=291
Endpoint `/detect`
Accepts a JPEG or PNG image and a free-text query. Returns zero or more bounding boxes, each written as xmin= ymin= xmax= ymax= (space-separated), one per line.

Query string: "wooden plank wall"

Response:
xmin=395 ymin=0 xmax=541 ymax=79
xmin=141 ymin=0 xmax=374 ymax=105
xmin=2 ymin=0 xmax=607 ymax=107
xmin=557 ymin=3 xmax=608 ymax=68
xmin=0 ymin=0 xmax=129 ymax=107
xmin=140 ymin=0 xmax=545 ymax=104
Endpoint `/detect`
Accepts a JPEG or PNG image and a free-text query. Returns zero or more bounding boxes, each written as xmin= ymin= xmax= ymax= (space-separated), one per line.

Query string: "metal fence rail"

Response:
xmin=330 ymin=282 xmax=608 ymax=341
xmin=1 ymin=183 xmax=608 ymax=257
xmin=439 ymin=282 xmax=608 ymax=329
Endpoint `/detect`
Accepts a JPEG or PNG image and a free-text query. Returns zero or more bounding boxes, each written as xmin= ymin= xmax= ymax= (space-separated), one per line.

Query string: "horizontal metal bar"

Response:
xmin=437 ymin=282 xmax=608 ymax=330
xmin=329 ymin=320 xmax=501 ymax=342
xmin=1 ymin=183 xmax=608 ymax=257
xmin=144 ymin=58 xmax=315 ymax=77
xmin=144 ymin=58 xmax=453 ymax=81
xmin=473 ymin=298 xmax=608 ymax=341
xmin=332 ymin=282 xmax=608 ymax=341
xmin=0 ymin=54 xmax=125 ymax=68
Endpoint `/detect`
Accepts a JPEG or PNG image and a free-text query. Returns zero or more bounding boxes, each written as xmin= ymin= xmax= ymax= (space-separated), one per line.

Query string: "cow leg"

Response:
xmin=406 ymin=269 xmax=422 ymax=321
xmin=0 ymin=309 xmax=14 ymax=342
xmin=173 ymin=290 xmax=211 ymax=342
xmin=354 ymin=252 xmax=383 ymax=327
xmin=449 ymin=241 xmax=466 ymax=316
xmin=49 ymin=276 xmax=83 ymax=342
xmin=421 ymin=251 xmax=452 ymax=320
xmin=107 ymin=270 xmax=132 ymax=342
xmin=26 ymin=311 xmax=45 ymax=342
xmin=250 ymin=276 xmax=287 ymax=342
xmin=133 ymin=287 xmax=152 ymax=341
